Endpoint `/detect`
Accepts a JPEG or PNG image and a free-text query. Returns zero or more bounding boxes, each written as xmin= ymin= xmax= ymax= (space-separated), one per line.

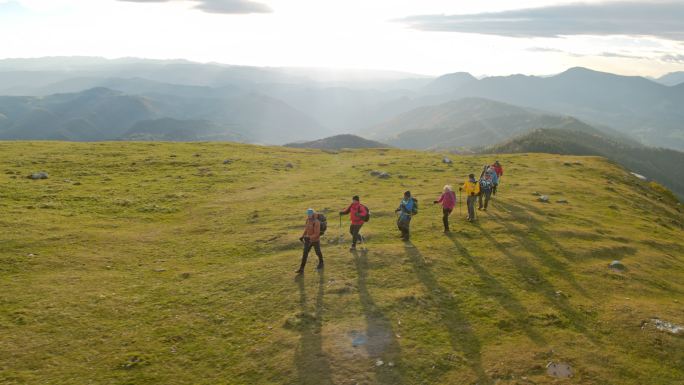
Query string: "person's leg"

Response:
xmin=399 ymin=219 xmax=409 ymax=240
xmin=313 ymin=241 xmax=324 ymax=269
xmin=478 ymin=192 xmax=483 ymax=209
xmin=468 ymin=196 xmax=476 ymax=220
xmin=484 ymin=190 xmax=491 ymax=209
xmin=442 ymin=208 xmax=450 ymax=231
xmin=350 ymin=224 xmax=361 ymax=248
xmin=297 ymin=240 xmax=312 ymax=272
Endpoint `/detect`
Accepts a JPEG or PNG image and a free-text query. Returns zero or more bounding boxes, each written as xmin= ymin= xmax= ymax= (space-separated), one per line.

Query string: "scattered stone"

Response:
xmin=370 ymin=170 xmax=391 ymax=179
xmin=73 ymin=182 xmax=82 ymax=186
xmin=285 ymin=162 xmax=294 ymax=168
xmin=646 ymin=318 xmax=683 ymax=335
xmin=223 ymin=159 xmax=233 ymax=165
xmin=609 ymin=260 xmax=626 ymax=271
xmin=547 ymin=362 xmax=573 ymax=378
xmin=532 ymin=191 xmax=542 ymax=196
xmin=630 ymin=172 xmax=647 ymax=181
xmin=608 ymin=204 xmax=618 ymax=210
xmin=193 ymin=153 xmax=201 ymax=157
xmin=442 ymin=157 xmax=452 ymax=164
xmin=556 ymin=199 xmax=569 ymax=204
xmin=180 ymin=272 xmax=191 ymax=279
xmin=563 ymin=162 xmax=573 ymax=166
xmin=153 ymin=268 xmax=166 ymax=272
xmin=26 ymin=253 xmax=35 ymax=257
xmin=27 ymin=171 xmax=49 ymax=180
xmin=538 ymin=195 xmax=550 ymax=203
xmin=375 ymin=359 xmax=384 ymax=367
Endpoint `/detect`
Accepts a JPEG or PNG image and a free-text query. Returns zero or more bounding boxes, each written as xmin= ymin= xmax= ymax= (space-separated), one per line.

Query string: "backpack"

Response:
xmin=315 ymin=213 xmax=327 ymax=235
xmin=480 ymin=179 xmax=492 ymax=191
xmin=410 ymin=198 xmax=418 ymax=215
xmin=359 ymin=204 xmax=371 ymax=222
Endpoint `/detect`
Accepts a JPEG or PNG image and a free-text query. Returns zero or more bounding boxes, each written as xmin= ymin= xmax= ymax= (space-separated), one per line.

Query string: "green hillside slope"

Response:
xmin=0 ymin=142 xmax=682 ymax=385
xmin=487 ymin=128 xmax=684 ymax=200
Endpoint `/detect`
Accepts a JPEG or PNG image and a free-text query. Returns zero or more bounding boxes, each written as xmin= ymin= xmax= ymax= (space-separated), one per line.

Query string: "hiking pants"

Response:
xmin=478 ymin=189 xmax=492 ymax=209
xmin=467 ymin=195 xmax=477 ymax=220
xmin=299 ymin=239 xmax=323 ymax=269
xmin=349 ymin=224 xmax=363 ymax=246
xmin=397 ymin=218 xmax=411 ymax=240
xmin=442 ymin=208 xmax=453 ymax=231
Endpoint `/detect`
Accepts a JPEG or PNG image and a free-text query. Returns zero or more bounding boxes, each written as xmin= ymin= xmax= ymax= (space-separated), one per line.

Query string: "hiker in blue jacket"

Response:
xmin=478 ymin=171 xmax=494 ymax=211
xmin=395 ymin=190 xmax=417 ymax=241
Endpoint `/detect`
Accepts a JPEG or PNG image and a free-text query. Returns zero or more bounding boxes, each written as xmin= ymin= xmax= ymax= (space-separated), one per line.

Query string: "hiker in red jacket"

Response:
xmin=340 ymin=195 xmax=368 ymax=250
xmin=491 ymin=160 xmax=503 ymax=195
xmin=433 ymin=185 xmax=456 ymax=232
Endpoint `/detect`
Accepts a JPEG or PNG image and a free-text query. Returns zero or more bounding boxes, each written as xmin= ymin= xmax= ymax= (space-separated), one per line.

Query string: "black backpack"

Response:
xmin=359 ymin=204 xmax=371 ymax=222
xmin=316 ymin=213 xmax=328 ymax=235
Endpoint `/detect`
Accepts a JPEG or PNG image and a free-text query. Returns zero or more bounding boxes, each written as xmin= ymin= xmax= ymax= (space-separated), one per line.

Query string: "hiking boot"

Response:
xmin=350 ymin=244 xmax=356 ymax=251
xmin=295 ymin=269 xmax=304 ymax=275
xmin=316 ymin=263 xmax=324 ymax=270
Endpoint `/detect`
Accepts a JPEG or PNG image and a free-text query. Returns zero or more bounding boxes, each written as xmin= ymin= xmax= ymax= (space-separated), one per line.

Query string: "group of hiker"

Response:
xmin=295 ymin=161 xmax=503 ymax=274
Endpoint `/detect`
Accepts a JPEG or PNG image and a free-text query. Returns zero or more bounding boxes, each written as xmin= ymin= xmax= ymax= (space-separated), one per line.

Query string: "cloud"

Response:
xmin=397 ymin=1 xmax=684 ymax=41
xmin=117 ymin=0 xmax=272 ymax=14
xmin=661 ymin=54 xmax=684 ymax=63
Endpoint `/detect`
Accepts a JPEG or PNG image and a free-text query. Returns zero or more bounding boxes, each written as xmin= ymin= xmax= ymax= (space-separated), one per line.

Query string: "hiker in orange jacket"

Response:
xmin=295 ymin=208 xmax=323 ymax=274
xmin=340 ymin=195 xmax=368 ymax=250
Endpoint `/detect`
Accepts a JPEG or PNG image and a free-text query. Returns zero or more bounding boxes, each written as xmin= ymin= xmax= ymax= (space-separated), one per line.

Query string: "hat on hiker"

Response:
xmin=468 ymin=173 xmax=475 ymax=179
xmin=353 ymin=195 xmax=360 ymax=202
xmin=404 ymin=190 xmax=411 ymax=197
xmin=444 ymin=185 xmax=452 ymax=192
xmin=306 ymin=208 xmax=314 ymax=216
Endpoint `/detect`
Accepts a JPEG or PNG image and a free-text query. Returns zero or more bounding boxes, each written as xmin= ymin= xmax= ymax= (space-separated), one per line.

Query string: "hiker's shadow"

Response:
xmin=492 ymin=201 xmax=588 ymax=297
xmin=473 ymin=204 xmax=598 ymax=343
xmin=351 ymin=249 xmax=404 ymax=385
xmin=295 ymin=273 xmax=334 ymax=385
xmin=445 ymin=233 xmax=547 ymax=346
xmin=403 ymin=241 xmax=488 ymax=383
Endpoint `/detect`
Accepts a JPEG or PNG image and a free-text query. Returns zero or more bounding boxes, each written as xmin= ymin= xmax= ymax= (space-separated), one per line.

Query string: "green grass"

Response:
xmin=1 ymin=142 xmax=682 ymax=385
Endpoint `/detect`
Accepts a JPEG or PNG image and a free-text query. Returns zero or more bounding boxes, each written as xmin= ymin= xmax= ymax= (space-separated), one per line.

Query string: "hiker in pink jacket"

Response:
xmin=433 ymin=185 xmax=456 ymax=232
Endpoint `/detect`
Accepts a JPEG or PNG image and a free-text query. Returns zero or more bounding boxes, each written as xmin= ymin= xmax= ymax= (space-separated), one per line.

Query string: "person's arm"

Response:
xmin=312 ymin=220 xmax=321 ymax=241
xmin=434 ymin=193 xmax=443 ymax=204
xmin=340 ymin=204 xmax=351 ymax=215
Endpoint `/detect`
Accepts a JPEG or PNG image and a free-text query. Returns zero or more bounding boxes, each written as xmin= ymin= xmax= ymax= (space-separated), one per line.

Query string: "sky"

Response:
xmin=1 ymin=0 xmax=684 ymax=77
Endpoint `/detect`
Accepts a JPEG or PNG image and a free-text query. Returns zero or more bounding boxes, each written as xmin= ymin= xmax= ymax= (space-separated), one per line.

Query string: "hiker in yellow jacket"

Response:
xmin=459 ymin=173 xmax=480 ymax=222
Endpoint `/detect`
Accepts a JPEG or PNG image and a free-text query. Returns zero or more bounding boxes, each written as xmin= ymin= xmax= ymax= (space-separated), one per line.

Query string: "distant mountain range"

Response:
xmin=656 ymin=71 xmax=684 ymax=86
xmin=1 ymin=57 xmax=683 ymax=151
xmin=487 ymin=127 xmax=684 ymax=199
xmin=365 ymin=97 xmax=621 ymax=150
xmin=284 ymin=134 xmax=388 ymax=149
xmin=0 ymin=86 xmax=325 ymax=143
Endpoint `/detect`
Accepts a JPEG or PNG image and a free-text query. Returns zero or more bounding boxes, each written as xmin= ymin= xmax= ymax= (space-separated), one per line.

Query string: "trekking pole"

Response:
xmin=339 ymin=214 xmax=343 ymax=246
xmin=459 ymin=189 xmax=462 ymax=217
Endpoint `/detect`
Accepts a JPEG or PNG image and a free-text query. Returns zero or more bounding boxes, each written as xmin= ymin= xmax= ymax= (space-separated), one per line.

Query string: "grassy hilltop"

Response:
xmin=0 ymin=142 xmax=682 ymax=385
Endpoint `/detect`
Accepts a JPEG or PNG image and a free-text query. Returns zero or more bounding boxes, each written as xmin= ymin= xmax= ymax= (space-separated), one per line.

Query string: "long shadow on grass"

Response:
xmin=295 ymin=273 xmax=334 ymax=385
xmin=445 ymin=233 xmax=547 ymax=346
xmin=352 ymin=249 xmax=405 ymax=385
xmin=403 ymin=242 xmax=488 ymax=383
xmin=471 ymin=207 xmax=599 ymax=343
xmin=490 ymin=201 xmax=589 ymax=298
